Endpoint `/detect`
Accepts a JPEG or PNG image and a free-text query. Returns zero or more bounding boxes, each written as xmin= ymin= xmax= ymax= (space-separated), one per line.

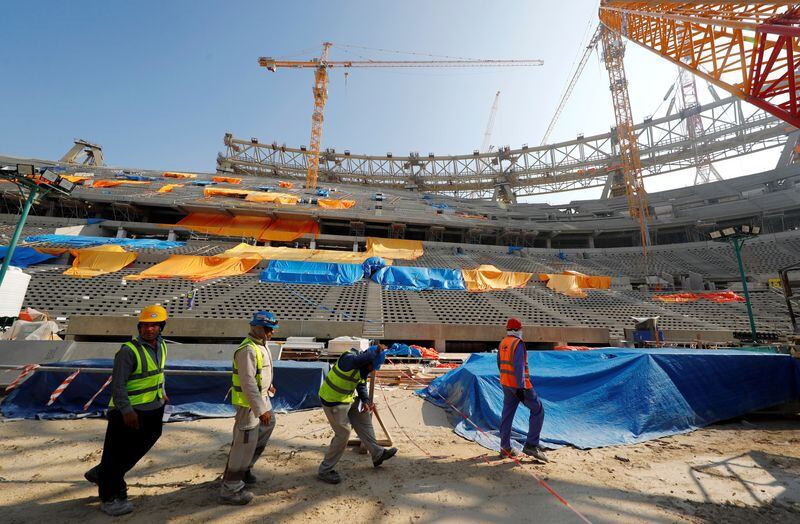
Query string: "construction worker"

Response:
xmin=497 ymin=317 xmax=548 ymax=462
xmin=84 ymin=305 xmax=170 ymax=516
xmin=219 ymin=311 xmax=279 ymax=505
xmin=317 ymin=344 xmax=397 ymax=484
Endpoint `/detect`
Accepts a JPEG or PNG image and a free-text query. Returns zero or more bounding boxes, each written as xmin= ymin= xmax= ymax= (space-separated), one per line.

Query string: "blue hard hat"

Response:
xmin=250 ymin=310 xmax=279 ymax=329
xmin=366 ymin=345 xmax=387 ymax=371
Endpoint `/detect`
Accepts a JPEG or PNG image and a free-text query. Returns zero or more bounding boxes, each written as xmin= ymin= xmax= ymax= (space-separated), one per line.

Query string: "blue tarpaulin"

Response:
xmin=386 ymin=343 xmax=422 ymax=357
xmin=371 ymin=266 xmax=466 ymax=291
xmin=23 ymin=235 xmax=184 ymax=250
xmin=316 ymin=188 xmax=330 ymax=197
xmin=0 ymin=246 xmax=57 ymax=268
xmin=260 ymin=260 xmax=363 ymax=286
xmin=192 ymin=180 xmax=216 ymax=186
xmin=418 ymin=349 xmax=800 ymax=450
xmin=1 ymin=359 xmax=328 ymax=420
xmin=116 ymin=174 xmax=156 ymax=181
xmin=361 ymin=256 xmax=387 ymax=277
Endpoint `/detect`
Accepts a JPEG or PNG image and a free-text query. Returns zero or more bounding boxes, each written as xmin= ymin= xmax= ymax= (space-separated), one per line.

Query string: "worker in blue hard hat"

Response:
xmin=317 ymin=343 xmax=397 ymax=484
xmin=219 ymin=311 xmax=280 ymax=505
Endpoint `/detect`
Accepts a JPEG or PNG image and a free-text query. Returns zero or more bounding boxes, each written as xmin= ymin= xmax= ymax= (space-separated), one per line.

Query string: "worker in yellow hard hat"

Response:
xmin=83 ymin=305 xmax=170 ymax=516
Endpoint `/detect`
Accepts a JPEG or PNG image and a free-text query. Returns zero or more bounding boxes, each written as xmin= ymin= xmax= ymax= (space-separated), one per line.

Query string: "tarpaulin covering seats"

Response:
xmin=1 ymin=359 xmax=328 ymax=419
xmin=157 ymin=183 xmax=183 ymax=193
xmin=563 ymin=270 xmax=612 ymax=290
xmin=219 ymin=243 xmax=388 ymax=265
xmin=279 ymin=181 xmax=294 ymax=188
xmin=371 ymin=266 xmax=466 ymax=291
xmin=223 ymin=216 xmax=272 ymax=239
xmin=61 ymin=175 xmax=93 ymax=184
xmin=0 ymin=246 xmax=57 ymax=268
xmin=117 ymin=174 xmax=156 ymax=181
xmin=63 ymin=245 xmax=137 ymax=278
xmin=204 ymin=187 xmax=251 ymax=199
xmin=654 ymin=291 xmax=745 ymax=303
xmin=540 ymin=274 xmax=586 ymax=298
xmin=259 ymin=260 xmax=364 ymax=286
xmin=261 ymin=218 xmax=319 ymax=242
xmin=212 ymin=176 xmax=242 ymax=184
xmin=23 ymin=235 xmax=184 ymax=250
xmin=163 ymin=171 xmax=197 ymax=179
xmin=176 ymin=213 xmax=230 ymax=236
xmin=462 ymin=264 xmax=533 ymax=292
xmin=317 ymin=198 xmax=356 ymax=209
xmin=418 ymin=349 xmax=800 ymax=450
xmin=125 ymin=255 xmax=260 ymax=282
xmin=366 ymin=237 xmax=424 ymax=260
xmin=361 ymin=256 xmax=387 ymax=277
xmin=91 ymin=180 xmax=151 ymax=188
xmin=244 ymin=192 xmax=300 ymax=205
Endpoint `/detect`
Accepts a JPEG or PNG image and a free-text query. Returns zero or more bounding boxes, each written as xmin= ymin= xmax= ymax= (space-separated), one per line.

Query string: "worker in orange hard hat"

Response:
xmin=84 ymin=305 xmax=170 ymax=516
xmin=497 ymin=317 xmax=548 ymax=462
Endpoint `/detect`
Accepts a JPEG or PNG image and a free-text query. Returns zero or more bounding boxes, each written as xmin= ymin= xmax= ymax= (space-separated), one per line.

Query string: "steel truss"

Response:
xmin=218 ymin=96 xmax=792 ymax=199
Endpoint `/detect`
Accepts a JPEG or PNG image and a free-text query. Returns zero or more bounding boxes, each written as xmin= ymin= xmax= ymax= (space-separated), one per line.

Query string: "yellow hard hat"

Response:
xmin=139 ymin=305 xmax=168 ymax=323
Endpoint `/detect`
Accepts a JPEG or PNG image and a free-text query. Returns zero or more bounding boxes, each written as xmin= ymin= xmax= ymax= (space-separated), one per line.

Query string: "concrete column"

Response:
xmin=167 ymin=230 xmax=176 ymax=242
xmin=434 ymin=338 xmax=447 ymax=353
xmin=587 ymin=236 xmax=595 ymax=248
xmin=353 ymin=242 xmax=359 ymax=252
xmin=115 ymin=227 xmax=127 ymax=239
xmin=545 ymin=237 xmax=552 ymax=249
xmin=310 ymin=239 xmax=316 ymax=249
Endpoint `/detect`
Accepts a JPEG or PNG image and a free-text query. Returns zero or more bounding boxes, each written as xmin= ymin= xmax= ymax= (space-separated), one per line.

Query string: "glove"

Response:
xmin=515 ymin=389 xmax=525 ymax=401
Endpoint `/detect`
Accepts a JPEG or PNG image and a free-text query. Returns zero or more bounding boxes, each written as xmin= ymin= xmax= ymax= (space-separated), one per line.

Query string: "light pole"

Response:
xmin=0 ymin=164 xmax=75 ymax=288
xmin=709 ymin=225 xmax=760 ymax=344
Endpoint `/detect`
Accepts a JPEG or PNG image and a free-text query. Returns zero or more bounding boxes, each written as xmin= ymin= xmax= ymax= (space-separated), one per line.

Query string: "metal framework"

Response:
xmin=59 ymin=138 xmax=104 ymax=166
xmin=219 ymin=95 xmax=789 ymax=198
xmin=677 ymin=62 xmax=724 ymax=184
xmin=598 ymin=2 xmax=800 ymax=129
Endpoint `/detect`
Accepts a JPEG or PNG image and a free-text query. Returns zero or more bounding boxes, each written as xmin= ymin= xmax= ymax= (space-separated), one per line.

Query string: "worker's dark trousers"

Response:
xmin=499 ymin=386 xmax=544 ymax=450
xmin=97 ymin=406 xmax=165 ymax=502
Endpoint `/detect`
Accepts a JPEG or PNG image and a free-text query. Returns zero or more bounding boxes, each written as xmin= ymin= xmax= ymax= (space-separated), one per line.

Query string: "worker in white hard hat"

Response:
xmin=83 ymin=305 xmax=170 ymax=516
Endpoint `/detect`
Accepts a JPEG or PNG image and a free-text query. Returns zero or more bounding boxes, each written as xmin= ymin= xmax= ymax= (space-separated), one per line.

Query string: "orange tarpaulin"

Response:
xmin=563 ymin=270 xmax=612 ymax=290
xmin=225 ymin=215 xmax=272 ymax=238
xmin=654 ymin=291 xmax=745 ymax=303
xmin=61 ymin=175 xmax=93 ymax=184
xmin=92 ymin=180 xmax=151 ymax=188
xmin=64 ymin=245 xmax=137 ymax=278
xmin=157 ymin=183 xmax=184 ymax=193
xmin=176 ymin=213 xmax=229 ymax=235
xmin=34 ymin=247 xmax=69 ymax=256
xmin=462 ymin=264 xmax=532 ymax=292
xmin=212 ymin=176 xmax=242 ymax=184
xmin=317 ymin=198 xmax=356 ymax=209
xmin=163 ymin=172 xmax=197 ymax=179
xmin=262 ymin=218 xmax=319 ymax=242
xmin=245 ymin=192 xmax=300 ymax=205
xmin=219 ymin=243 xmax=392 ymax=264
xmin=541 ymin=274 xmax=587 ymax=298
xmin=125 ymin=255 xmax=260 ymax=282
xmin=279 ymin=181 xmax=294 ymax=189
xmin=204 ymin=187 xmax=251 ymax=198
xmin=366 ymin=238 xmax=423 ymax=260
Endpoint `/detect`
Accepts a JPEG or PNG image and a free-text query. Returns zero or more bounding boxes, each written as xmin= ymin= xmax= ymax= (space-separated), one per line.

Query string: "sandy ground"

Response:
xmin=1 ymin=388 xmax=800 ymax=523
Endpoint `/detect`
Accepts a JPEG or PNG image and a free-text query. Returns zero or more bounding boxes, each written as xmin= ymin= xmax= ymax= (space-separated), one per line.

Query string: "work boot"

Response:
xmin=84 ymin=465 xmax=100 ymax=485
xmin=317 ymin=470 xmax=342 ymax=484
xmin=219 ymin=489 xmax=254 ymax=506
xmin=373 ymin=447 xmax=398 ymax=468
xmin=522 ymin=444 xmax=549 ymax=463
xmin=244 ymin=470 xmax=257 ymax=485
xmin=100 ymin=498 xmax=134 ymax=516
xmin=499 ymin=447 xmax=519 ymax=459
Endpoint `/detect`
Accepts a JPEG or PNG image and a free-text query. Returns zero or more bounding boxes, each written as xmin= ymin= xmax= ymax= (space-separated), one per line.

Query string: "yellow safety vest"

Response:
xmin=231 ymin=337 xmax=264 ymax=408
xmin=318 ymin=349 xmax=364 ymax=404
xmin=109 ymin=339 xmax=167 ymax=408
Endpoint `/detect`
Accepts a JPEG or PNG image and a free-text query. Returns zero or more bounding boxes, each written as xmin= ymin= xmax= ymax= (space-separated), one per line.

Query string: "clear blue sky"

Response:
xmin=0 ymin=1 xmax=778 ymax=203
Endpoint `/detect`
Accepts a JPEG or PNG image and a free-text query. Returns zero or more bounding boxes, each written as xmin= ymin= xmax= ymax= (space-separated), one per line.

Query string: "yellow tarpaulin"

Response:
xmin=220 ymin=243 xmax=393 ymax=264
xmin=157 ymin=183 xmax=184 ymax=193
xmin=34 ymin=247 xmax=69 ymax=256
xmin=261 ymin=219 xmax=319 ymax=242
xmin=462 ymin=264 xmax=532 ymax=292
xmin=212 ymin=176 xmax=242 ymax=184
xmin=63 ymin=246 xmax=137 ymax=278
xmin=318 ymin=198 xmax=356 ymax=209
xmin=125 ymin=255 xmax=260 ymax=282
xmin=245 ymin=192 xmax=300 ymax=205
xmin=366 ymin=237 xmax=424 ymax=260
xmin=163 ymin=171 xmax=197 ymax=179
xmin=92 ymin=180 xmax=151 ymax=188
xmin=61 ymin=175 xmax=93 ymax=184
xmin=563 ymin=270 xmax=611 ymax=290
xmin=204 ymin=187 xmax=251 ymax=198
xmin=176 ymin=213 xmax=229 ymax=235
xmin=542 ymin=274 xmax=587 ymax=298
xmin=225 ymin=215 xmax=272 ymax=238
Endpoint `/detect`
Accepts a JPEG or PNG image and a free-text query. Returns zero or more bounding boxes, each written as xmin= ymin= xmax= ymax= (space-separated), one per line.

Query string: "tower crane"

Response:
xmin=259 ymin=43 xmax=543 ymax=190
xmin=481 ymin=91 xmax=501 ymax=153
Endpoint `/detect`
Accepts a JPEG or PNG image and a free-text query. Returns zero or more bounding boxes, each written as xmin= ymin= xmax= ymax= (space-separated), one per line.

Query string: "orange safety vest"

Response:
xmin=497 ymin=336 xmax=532 ymax=389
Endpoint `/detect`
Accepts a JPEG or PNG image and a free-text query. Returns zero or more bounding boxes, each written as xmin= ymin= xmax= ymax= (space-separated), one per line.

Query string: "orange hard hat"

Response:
xmin=139 ymin=305 xmax=168 ymax=323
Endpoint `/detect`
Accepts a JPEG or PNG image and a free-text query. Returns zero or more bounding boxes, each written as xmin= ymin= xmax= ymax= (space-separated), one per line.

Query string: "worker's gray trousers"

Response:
xmin=319 ymin=402 xmax=382 ymax=474
xmin=220 ymin=408 xmax=276 ymax=495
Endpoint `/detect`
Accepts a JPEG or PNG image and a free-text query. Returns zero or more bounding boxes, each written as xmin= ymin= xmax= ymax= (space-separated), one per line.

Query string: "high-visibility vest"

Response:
xmin=497 ymin=336 xmax=532 ymax=389
xmin=318 ymin=349 xmax=364 ymax=404
xmin=109 ymin=339 xmax=167 ymax=408
xmin=231 ymin=337 xmax=264 ymax=408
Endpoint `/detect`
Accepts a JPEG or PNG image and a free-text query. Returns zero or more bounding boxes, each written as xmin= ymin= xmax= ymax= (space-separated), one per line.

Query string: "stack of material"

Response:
xmin=376 ymin=364 xmax=449 ymax=389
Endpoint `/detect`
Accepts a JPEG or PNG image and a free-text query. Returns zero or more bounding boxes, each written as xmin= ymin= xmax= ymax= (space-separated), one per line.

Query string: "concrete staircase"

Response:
xmin=362 ymin=281 xmax=385 ymax=339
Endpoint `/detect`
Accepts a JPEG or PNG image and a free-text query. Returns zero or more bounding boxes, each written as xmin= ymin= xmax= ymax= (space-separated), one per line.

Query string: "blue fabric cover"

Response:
xmin=0 ymin=246 xmax=57 ymax=268
xmin=371 ymin=266 xmax=466 ymax=291
xmin=86 ymin=218 xmax=106 ymax=224
xmin=1 ymin=359 xmax=328 ymax=420
xmin=192 ymin=180 xmax=216 ymax=186
xmin=418 ymin=349 xmax=800 ymax=450
xmin=361 ymin=256 xmax=386 ymax=277
xmin=23 ymin=235 xmax=184 ymax=249
xmin=116 ymin=174 xmax=155 ymax=181
xmin=260 ymin=260 xmax=363 ymax=286
xmin=316 ymin=188 xmax=330 ymax=197
xmin=507 ymin=246 xmax=523 ymax=254
xmin=385 ymin=343 xmax=421 ymax=357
